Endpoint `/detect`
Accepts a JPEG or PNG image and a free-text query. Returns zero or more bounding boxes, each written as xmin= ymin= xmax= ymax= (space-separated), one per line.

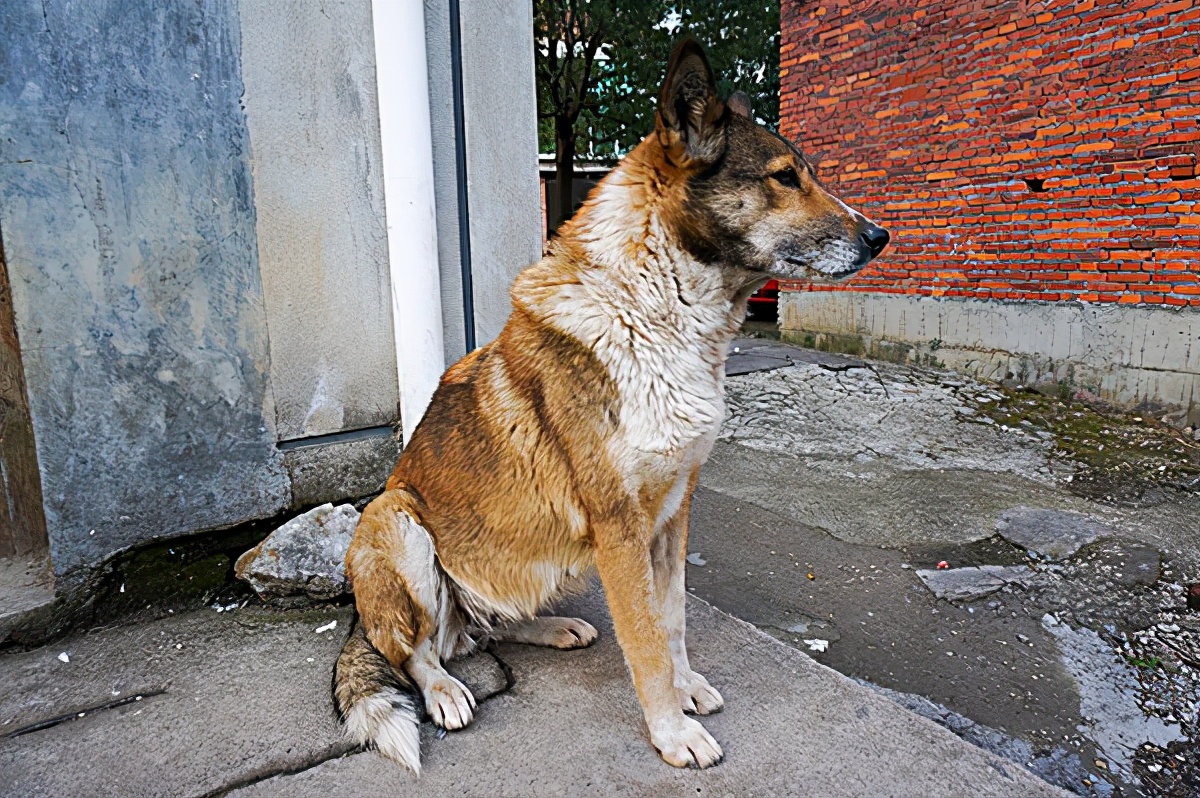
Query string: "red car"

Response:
xmin=747 ymin=279 xmax=779 ymax=318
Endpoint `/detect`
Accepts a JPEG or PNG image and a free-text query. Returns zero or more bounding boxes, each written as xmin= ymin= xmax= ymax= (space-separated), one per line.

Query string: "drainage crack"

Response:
xmin=2 ymin=689 xmax=168 ymax=739
xmin=193 ymin=649 xmax=515 ymax=797
xmin=192 ymin=741 xmax=358 ymax=798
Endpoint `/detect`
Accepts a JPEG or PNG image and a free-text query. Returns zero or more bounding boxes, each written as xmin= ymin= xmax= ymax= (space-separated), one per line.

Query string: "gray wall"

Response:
xmin=0 ymin=0 xmax=290 ymax=574
xmin=425 ymin=0 xmax=543 ymax=364
xmin=238 ymin=0 xmax=398 ymax=441
xmin=459 ymin=0 xmax=544 ymax=346
xmin=423 ymin=0 xmax=468 ymax=366
xmin=0 ymin=0 xmax=542 ymax=576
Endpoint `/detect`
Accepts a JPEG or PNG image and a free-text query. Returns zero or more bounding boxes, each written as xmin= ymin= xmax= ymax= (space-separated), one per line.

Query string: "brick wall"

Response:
xmin=779 ymin=0 xmax=1200 ymax=307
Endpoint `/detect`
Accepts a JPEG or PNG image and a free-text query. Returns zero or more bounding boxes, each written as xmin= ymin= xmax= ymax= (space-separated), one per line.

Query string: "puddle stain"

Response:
xmin=1043 ymin=613 xmax=1188 ymax=790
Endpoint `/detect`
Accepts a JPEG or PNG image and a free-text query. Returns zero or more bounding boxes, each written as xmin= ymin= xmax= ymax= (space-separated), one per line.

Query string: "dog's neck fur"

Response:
xmin=512 ymin=138 xmax=750 ymax=455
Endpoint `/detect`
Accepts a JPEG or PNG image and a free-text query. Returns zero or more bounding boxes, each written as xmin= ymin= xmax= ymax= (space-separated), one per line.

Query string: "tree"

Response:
xmin=534 ymin=1 xmax=780 ymax=229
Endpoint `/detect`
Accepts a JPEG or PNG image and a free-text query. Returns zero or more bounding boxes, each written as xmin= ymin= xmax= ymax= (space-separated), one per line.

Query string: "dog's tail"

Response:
xmin=334 ymin=617 xmax=423 ymax=773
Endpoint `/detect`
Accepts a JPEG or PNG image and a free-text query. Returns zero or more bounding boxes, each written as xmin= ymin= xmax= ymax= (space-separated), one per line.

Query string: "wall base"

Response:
xmin=781 ymin=292 xmax=1200 ymax=428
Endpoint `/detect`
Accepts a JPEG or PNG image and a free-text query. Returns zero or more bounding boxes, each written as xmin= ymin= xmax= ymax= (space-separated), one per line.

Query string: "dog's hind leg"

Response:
xmin=346 ymin=489 xmax=477 ymax=736
xmin=493 ymin=616 xmax=598 ymax=649
xmin=652 ymin=470 xmax=723 ymax=716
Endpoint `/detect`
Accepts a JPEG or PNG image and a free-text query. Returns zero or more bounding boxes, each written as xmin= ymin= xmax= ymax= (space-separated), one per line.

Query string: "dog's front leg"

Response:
xmin=596 ymin=520 xmax=723 ymax=769
xmin=653 ymin=476 xmax=724 ymax=716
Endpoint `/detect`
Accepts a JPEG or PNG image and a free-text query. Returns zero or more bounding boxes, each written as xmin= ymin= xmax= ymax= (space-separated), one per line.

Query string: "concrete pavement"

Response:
xmin=1 ymin=589 xmax=1068 ymax=797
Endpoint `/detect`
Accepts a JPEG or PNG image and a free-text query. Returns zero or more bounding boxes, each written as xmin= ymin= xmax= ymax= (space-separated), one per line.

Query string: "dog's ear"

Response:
xmin=657 ymin=38 xmax=726 ymax=168
xmin=727 ymin=91 xmax=753 ymax=120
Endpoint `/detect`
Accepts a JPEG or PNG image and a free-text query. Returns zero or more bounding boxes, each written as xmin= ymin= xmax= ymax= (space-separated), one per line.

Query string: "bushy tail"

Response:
xmin=333 ymin=618 xmax=423 ymax=773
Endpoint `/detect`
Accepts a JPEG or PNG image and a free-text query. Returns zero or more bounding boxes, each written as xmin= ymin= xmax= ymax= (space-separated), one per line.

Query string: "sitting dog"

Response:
xmin=333 ymin=37 xmax=889 ymax=774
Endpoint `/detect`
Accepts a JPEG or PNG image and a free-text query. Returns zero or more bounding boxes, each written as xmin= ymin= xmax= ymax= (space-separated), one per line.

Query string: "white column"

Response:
xmin=371 ymin=0 xmax=445 ymax=443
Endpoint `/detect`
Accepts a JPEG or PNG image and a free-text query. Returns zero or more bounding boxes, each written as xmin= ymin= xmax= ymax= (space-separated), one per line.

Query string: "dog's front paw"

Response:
xmin=423 ymin=673 xmax=476 ymax=731
xmin=650 ymin=716 xmax=723 ymax=769
xmin=677 ymin=670 xmax=724 ymax=715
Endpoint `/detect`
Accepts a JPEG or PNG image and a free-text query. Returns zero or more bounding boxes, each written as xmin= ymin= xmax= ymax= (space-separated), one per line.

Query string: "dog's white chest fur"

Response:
xmin=525 ymin=179 xmax=741 ymax=506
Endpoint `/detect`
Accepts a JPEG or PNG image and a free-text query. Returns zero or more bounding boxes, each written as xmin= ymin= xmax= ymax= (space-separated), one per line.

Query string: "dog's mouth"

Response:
xmin=775 ymin=254 xmax=867 ymax=283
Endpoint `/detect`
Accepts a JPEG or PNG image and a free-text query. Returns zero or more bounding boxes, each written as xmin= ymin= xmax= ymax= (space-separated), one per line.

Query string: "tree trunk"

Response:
xmin=554 ymin=121 xmax=576 ymax=232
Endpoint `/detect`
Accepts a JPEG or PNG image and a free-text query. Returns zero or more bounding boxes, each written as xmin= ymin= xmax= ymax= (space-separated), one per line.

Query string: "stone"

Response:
xmin=1187 ymin=584 xmax=1200 ymax=611
xmin=1094 ymin=544 xmax=1161 ymax=588
xmin=994 ymin=507 xmax=1109 ymax=561
xmin=916 ymin=565 xmax=1037 ymax=602
xmin=234 ymin=504 xmax=360 ymax=602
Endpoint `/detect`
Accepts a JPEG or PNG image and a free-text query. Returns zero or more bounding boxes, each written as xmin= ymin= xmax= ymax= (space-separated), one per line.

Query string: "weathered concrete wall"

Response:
xmin=0 ymin=239 xmax=47 ymax=560
xmin=237 ymin=0 xmax=398 ymax=441
xmin=423 ymin=0 xmax=468 ymax=367
xmin=781 ymin=292 xmax=1200 ymax=426
xmin=0 ymin=0 xmax=290 ymax=574
xmin=422 ymin=0 xmax=543 ymax=362
xmin=459 ymin=0 xmax=544 ymax=346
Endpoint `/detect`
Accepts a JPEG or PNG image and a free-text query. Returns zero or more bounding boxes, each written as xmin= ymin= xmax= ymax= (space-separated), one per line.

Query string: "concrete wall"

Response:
xmin=458 ymin=0 xmax=544 ymax=347
xmin=0 ymin=0 xmax=540 ymax=577
xmin=425 ymin=0 xmax=543 ymax=365
xmin=0 ymin=0 xmax=290 ymax=574
xmin=781 ymin=292 xmax=1200 ymax=427
xmin=237 ymin=0 xmax=398 ymax=441
xmin=423 ymin=0 xmax=468 ymax=366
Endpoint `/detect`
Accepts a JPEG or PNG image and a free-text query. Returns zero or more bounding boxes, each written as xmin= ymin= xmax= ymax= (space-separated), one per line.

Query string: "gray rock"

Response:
xmin=235 ymin=503 xmax=360 ymax=601
xmin=1096 ymin=544 xmax=1162 ymax=587
xmin=916 ymin=565 xmax=1037 ymax=601
xmin=995 ymin=507 xmax=1109 ymax=561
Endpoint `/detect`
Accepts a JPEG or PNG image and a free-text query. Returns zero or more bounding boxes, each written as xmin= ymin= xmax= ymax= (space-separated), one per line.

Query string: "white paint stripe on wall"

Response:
xmin=371 ymin=0 xmax=445 ymax=443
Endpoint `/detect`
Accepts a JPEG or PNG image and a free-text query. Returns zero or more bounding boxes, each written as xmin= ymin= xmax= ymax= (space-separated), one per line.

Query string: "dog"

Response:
xmin=333 ymin=37 xmax=889 ymax=774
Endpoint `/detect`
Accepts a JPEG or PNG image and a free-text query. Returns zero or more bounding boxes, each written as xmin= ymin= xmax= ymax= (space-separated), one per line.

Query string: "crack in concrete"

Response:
xmin=1 ymin=688 xmax=168 ymax=739
xmin=192 ymin=648 xmax=517 ymax=798
xmin=192 ymin=741 xmax=358 ymax=798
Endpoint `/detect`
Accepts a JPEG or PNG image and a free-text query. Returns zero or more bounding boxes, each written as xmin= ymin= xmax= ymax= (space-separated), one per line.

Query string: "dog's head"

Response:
xmin=655 ymin=39 xmax=889 ymax=282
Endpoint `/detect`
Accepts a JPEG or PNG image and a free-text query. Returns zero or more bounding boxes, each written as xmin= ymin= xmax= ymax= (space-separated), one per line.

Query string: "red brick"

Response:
xmin=779 ymin=0 xmax=1199 ymax=308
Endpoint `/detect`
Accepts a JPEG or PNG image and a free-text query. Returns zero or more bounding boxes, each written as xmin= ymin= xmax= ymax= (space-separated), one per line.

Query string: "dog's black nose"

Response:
xmin=860 ymin=224 xmax=890 ymax=258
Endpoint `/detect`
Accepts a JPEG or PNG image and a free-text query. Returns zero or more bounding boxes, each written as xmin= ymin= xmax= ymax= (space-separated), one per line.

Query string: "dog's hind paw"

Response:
xmin=423 ymin=673 xmax=476 ymax=731
xmin=677 ymin=670 xmax=723 ymax=715
xmin=650 ymin=716 xmax=724 ymax=769
xmin=499 ymin=616 xmax=598 ymax=649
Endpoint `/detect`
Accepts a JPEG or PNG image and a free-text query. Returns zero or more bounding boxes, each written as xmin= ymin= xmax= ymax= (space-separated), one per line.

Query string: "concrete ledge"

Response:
xmin=281 ymin=427 xmax=400 ymax=509
xmin=781 ymin=291 xmax=1200 ymax=426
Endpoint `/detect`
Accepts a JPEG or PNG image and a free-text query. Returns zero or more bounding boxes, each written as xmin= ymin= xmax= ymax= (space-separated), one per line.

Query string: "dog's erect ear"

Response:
xmin=657 ymin=38 xmax=726 ymax=167
xmin=727 ymin=91 xmax=753 ymax=119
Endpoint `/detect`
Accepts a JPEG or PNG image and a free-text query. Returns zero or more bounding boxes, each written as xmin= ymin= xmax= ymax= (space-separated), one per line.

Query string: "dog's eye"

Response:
xmin=770 ymin=167 xmax=801 ymax=189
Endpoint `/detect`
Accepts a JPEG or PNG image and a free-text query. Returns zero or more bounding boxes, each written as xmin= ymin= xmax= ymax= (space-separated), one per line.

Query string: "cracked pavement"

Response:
xmin=695 ymin=340 xmax=1200 ymax=797
xmin=0 ymin=593 xmax=1070 ymax=798
xmin=2 ymin=339 xmax=1195 ymax=797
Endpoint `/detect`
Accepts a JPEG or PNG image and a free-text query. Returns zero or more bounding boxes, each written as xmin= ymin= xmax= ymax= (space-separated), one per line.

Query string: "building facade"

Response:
xmin=0 ymin=0 xmax=542 ymax=606
xmin=779 ymin=0 xmax=1199 ymax=424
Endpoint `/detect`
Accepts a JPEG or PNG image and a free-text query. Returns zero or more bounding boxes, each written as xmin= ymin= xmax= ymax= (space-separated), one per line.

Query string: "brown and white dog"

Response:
xmin=333 ymin=38 xmax=888 ymax=774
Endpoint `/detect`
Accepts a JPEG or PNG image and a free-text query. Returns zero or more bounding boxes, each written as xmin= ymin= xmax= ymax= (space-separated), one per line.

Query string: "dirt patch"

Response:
xmin=969 ymin=387 xmax=1200 ymax=507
